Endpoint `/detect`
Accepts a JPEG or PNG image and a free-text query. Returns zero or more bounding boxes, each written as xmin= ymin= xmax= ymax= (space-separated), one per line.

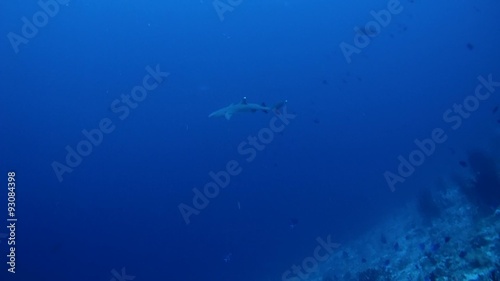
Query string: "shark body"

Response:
xmin=209 ymin=97 xmax=287 ymax=120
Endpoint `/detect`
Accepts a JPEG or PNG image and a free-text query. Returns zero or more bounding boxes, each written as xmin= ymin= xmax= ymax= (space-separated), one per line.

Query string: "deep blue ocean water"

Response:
xmin=1 ymin=0 xmax=500 ymax=281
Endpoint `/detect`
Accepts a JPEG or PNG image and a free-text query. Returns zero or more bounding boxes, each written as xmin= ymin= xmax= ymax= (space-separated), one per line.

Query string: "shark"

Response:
xmin=209 ymin=97 xmax=287 ymax=120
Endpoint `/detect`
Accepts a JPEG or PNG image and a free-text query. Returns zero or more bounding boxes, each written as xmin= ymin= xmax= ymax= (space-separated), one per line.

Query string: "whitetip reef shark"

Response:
xmin=208 ymin=97 xmax=287 ymax=120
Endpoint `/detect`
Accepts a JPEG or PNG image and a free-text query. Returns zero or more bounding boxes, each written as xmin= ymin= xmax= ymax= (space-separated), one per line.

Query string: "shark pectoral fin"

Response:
xmin=225 ymin=112 xmax=233 ymax=120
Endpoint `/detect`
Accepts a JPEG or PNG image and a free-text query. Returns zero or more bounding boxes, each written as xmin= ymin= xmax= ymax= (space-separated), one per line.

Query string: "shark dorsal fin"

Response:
xmin=241 ymin=97 xmax=248 ymax=104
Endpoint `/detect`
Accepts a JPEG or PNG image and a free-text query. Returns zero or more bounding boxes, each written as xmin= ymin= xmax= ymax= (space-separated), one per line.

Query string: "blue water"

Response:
xmin=1 ymin=0 xmax=500 ymax=280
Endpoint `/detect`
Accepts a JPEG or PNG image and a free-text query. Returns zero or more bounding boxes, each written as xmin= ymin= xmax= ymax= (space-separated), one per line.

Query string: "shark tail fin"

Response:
xmin=272 ymin=100 xmax=288 ymax=115
xmin=261 ymin=102 xmax=268 ymax=113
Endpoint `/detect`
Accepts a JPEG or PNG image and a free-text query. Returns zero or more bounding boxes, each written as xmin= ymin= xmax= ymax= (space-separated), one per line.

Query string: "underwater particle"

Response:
xmin=342 ymin=251 xmax=349 ymax=259
xmin=289 ymin=218 xmax=299 ymax=229
xmin=459 ymin=161 xmax=468 ymax=168
xmin=459 ymin=250 xmax=467 ymax=258
xmin=223 ymin=253 xmax=232 ymax=263
xmin=431 ymin=242 xmax=441 ymax=252
xmin=466 ymin=43 xmax=474 ymax=50
xmin=380 ymin=234 xmax=387 ymax=244
xmin=51 ymin=242 xmax=63 ymax=253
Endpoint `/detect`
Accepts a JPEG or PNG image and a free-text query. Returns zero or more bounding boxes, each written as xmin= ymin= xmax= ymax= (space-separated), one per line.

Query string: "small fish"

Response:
xmin=289 ymin=218 xmax=299 ymax=229
xmin=223 ymin=253 xmax=232 ymax=263
xmin=459 ymin=161 xmax=468 ymax=168
xmin=444 ymin=236 xmax=451 ymax=243
xmin=237 ymin=201 xmax=241 ymax=210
